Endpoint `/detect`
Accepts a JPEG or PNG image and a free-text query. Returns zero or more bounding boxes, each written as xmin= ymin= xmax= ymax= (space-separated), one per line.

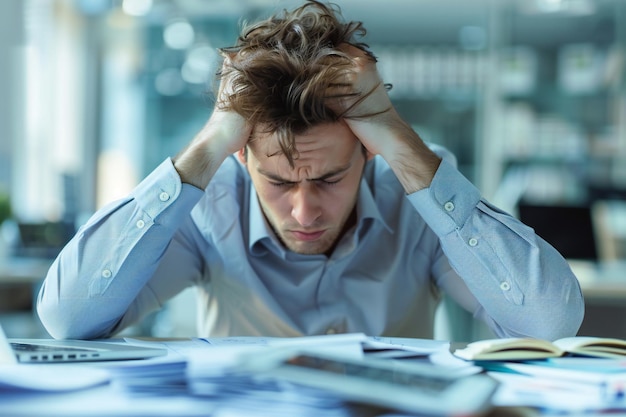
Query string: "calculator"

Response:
xmin=236 ymin=349 xmax=499 ymax=416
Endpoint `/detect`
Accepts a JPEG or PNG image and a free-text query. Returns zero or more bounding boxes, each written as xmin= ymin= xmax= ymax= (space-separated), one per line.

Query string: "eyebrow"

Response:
xmin=257 ymin=164 xmax=352 ymax=183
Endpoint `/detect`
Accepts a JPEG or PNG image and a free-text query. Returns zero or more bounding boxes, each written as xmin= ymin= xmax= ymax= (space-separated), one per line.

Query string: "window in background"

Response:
xmin=14 ymin=0 xmax=88 ymax=224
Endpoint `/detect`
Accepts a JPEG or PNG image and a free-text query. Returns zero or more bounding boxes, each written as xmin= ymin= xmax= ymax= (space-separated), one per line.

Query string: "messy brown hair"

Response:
xmin=217 ymin=1 xmax=385 ymax=167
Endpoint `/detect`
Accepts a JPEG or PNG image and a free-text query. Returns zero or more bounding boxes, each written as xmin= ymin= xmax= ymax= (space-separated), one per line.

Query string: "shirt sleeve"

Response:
xmin=37 ymin=158 xmax=205 ymax=339
xmin=407 ymin=159 xmax=585 ymax=340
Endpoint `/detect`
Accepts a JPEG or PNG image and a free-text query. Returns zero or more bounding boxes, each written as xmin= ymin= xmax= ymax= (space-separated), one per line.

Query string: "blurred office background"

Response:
xmin=0 ymin=0 xmax=625 ymax=340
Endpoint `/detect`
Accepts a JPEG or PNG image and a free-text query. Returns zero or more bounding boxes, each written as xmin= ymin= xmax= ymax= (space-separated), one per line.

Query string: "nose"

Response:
xmin=291 ymin=185 xmax=321 ymax=227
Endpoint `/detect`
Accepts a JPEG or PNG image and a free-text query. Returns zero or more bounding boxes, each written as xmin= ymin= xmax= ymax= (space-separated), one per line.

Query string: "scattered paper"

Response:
xmin=0 ymin=364 xmax=110 ymax=391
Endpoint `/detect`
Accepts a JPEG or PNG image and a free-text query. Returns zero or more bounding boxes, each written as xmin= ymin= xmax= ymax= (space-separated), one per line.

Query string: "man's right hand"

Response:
xmin=173 ymin=56 xmax=252 ymax=190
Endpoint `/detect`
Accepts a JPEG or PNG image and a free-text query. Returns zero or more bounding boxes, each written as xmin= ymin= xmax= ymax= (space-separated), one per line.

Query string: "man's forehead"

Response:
xmin=249 ymin=122 xmax=357 ymax=156
xmin=249 ymin=127 xmax=307 ymax=151
xmin=248 ymin=130 xmax=286 ymax=157
xmin=248 ymin=130 xmax=361 ymax=180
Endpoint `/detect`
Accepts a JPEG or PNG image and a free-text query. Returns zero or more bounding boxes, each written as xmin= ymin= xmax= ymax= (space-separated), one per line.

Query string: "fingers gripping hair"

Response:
xmin=216 ymin=1 xmax=375 ymax=167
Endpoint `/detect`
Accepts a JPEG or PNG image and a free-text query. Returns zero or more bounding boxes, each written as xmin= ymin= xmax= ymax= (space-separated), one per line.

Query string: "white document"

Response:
xmin=486 ymin=360 xmax=626 ymax=412
xmin=489 ymin=371 xmax=616 ymax=411
xmin=0 ymin=364 xmax=110 ymax=391
xmin=203 ymin=332 xmax=367 ymax=350
xmin=125 ymin=333 xmax=366 ymax=379
xmin=363 ymin=336 xmax=450 ymax=354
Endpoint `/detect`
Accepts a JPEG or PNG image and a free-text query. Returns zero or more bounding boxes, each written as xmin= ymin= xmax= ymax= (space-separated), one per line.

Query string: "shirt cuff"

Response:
xmin=407 ymin=159 xmax=481 ymax=236
xmin=130 ymin=158 xmax=204 ymax=229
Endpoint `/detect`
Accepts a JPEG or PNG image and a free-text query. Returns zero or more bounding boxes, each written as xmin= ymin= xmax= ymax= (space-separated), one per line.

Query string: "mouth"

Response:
xmin=290 ymin=230 xmax=325 ymax=242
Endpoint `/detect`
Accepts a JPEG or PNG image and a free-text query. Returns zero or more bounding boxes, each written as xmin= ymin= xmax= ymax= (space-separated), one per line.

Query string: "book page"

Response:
xmin=554 ymin=337 xmax=626 ymax=358
xmin=454 ymin=337 xmax=563 ymax=360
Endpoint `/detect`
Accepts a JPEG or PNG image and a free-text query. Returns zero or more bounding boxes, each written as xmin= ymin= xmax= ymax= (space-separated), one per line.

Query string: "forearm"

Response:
xmin=173 ymin=117 xmax=232 ymax=189
xmin=37 ymin=159 xmax=203 ymax=339
xmin=344 ymin=106 xmax=441 ymax=194
xmin=412 ymin=160 xmax=584 ymax=340
xmin=471 ymin=244 xmax=584 ymax=340
xmin=441 ymin=206 xmax=583 ymax=340
xmin=376 ymin=114 xmax=442 ymax=194
xmin=335 ymin=46 xmax=441 ymax=192
xmin=173 ymin=93 xmax=251 ymax=190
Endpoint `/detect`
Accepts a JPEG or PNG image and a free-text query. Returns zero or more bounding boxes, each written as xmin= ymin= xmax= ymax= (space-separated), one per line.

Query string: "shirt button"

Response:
xmin=444 ymin=201 xmax=455 ymax=212
xmin=468 ymin=237 xmax=478 ymax=247
xmin=500 ymin=281 xmax=511 ymax=291
xmin=159 ymin=192 xmax=170 ymax=202
xmin=102 ymin=269 xmax=112 ymax=279
xmin=136 ymin=220 xmax=145 ymax=229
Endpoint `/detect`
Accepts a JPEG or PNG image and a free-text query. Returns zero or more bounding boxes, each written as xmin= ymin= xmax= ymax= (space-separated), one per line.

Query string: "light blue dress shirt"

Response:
xmin=37 ymin=148 xmax=584 ymax=340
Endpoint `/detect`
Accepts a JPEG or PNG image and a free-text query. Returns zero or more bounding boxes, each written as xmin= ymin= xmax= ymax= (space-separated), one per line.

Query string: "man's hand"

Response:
xmin=173 ymin=57 xmax=252 ymax=190
xmin=332 ymin=44 xmax=395 ymax=156
xmin=333 ymin=44 xmax=441 ymax=193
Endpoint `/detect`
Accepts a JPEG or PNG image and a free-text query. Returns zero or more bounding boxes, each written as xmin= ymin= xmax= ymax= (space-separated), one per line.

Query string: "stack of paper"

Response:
xmin=191 ymin=373 xmax=354 ymax=417
xmin=95 ymin=356 xmax=189 ymax=395
xmin=483 ymin=358 xmax=626 ymax=412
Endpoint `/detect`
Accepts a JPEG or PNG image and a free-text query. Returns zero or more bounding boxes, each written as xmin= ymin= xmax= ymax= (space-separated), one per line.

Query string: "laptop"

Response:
xmin=0 ymin=325 xmax=167 ymax=364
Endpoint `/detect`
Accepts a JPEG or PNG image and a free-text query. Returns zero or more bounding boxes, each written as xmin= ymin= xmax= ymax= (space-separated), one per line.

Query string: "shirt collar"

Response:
xmin=248 ymin=183 xmax=277 ymax=255
xmin=356 ymin=177 xmax=393 ymax=234
xmin=248 ymin=177 xmax=392 ymax=255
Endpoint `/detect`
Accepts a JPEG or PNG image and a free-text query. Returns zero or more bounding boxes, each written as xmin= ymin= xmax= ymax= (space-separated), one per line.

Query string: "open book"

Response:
xmin=453 ymin=336 xmax=626 ymax=361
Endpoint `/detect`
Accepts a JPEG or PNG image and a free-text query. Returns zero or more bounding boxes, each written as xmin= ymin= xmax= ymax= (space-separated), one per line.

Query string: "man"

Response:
xmin=37 ymin=1 xmax=583 ymax=340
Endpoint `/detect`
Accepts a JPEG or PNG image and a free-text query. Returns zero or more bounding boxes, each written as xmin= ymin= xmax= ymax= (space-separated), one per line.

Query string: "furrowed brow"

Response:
xmin=308 ymin=165 xmax=351 ymax=181
xmin=257 ymin=169 xmax=297 ymax=184
xmin=257 ymin=164 xmax=351 ymax=183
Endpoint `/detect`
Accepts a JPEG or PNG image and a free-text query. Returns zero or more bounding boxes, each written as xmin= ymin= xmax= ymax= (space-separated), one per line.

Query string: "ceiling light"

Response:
xmin=163 ymin=19 xmax=195 ymax=50
xmin=122 ymin=0 xmax=153 ymax=17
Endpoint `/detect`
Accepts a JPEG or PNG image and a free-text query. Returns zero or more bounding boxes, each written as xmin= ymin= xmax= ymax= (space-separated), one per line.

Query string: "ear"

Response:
xmin=236 ymin=147 xmax=247 ymax=165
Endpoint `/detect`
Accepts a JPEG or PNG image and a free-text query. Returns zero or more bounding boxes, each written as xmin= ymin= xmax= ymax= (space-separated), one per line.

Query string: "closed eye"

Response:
xmin=315 ymin=179 xmax=341 ymax=186
xmin=269 ymin=181 xmax=295 ymax=188
xmin=269 ymin=178 xmax=341 ymax=188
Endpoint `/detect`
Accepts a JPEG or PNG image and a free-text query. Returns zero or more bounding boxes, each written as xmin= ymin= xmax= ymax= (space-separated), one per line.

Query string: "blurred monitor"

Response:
xmin=588 ymin=185 xmax=626 ymax=202
xmin=14 ymin=221 xmax=75 ymax=259
xmin=517 ymin=202 xmax=598 ymax=261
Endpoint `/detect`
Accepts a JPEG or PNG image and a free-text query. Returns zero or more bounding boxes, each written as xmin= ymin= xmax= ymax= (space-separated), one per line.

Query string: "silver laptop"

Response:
xmin=0 ymin=325 xmax=167 ymax=364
